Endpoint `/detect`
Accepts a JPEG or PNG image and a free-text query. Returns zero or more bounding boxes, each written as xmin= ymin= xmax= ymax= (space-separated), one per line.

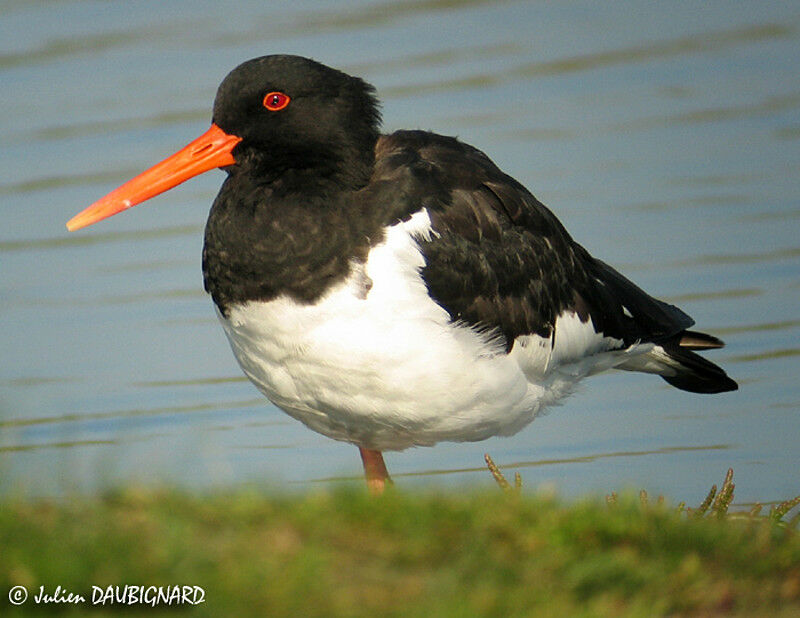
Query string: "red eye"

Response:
xmin=263 ymin=91 xmax=290 ymax=111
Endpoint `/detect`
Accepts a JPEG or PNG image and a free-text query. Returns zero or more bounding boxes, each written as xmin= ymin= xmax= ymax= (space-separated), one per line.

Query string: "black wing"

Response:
xmin=374 ymin=130 xmax=690 ymax=347
xmin=371 ymin=130 xmax=737 ymax=393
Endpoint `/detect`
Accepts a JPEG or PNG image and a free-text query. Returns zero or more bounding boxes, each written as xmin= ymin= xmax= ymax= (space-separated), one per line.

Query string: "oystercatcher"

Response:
xmin=68 ymin=55 xmax=737 ymax=493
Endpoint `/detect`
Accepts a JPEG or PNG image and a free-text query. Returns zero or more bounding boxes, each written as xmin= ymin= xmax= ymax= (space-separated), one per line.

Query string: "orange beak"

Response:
xmin=67 ymin=123 xmax=242 ymax=231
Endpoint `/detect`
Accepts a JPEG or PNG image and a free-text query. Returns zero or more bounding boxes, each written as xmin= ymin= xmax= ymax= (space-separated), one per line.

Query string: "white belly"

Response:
xmin=216 ymin=210 xmax=638 ymax=450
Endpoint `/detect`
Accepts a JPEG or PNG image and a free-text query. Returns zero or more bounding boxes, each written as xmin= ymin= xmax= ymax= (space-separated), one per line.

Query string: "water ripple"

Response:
xmin=713 ymin=319 xmax=800 ymax=336
xmin=12 ymin=109 xmax=210 ymax=145
xmin=0 ymin=398 xmax=265 ymax=429
xmin=382 ymin=22 xmax=794 ymax=96
xmin=675 ymin=246 xmax=800 ymax=267
xmin=0 ymin=27 xmax=175 ymax=69
xmin=0 ymin=439 xmax=116 ymax=453
xmin=614 ymin=93 xmax=800 ymax=131
xmin=133 ymin=376 xmax=249 ymax=388
xmin=0 ymin=225 xmax=201 ymax=253
xmin=662 ymin=288 xmax=762 ymax=303
xmin=728 ymin=348 xmax=800 ymax=363
xmin=348 ymin=42 xmax=521 ymax=74
xmin=311 ymin=444 xmax=733 ymax=483
xmin=0 ymin=169 xmax=144 ymax=198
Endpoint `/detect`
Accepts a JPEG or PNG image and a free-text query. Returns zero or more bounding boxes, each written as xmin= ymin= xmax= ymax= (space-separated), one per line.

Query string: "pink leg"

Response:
xmin=358 ymin=447 xmax=392 ymax=495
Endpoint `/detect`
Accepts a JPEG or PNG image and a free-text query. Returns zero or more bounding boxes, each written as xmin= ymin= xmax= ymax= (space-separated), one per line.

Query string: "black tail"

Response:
xmin=578 ymin=257 xmax=737 ymax=394
xmin=660 ymin=334 xmax=738 ymax=394
xmin=677 ymin=330 xmax=726 ymax=350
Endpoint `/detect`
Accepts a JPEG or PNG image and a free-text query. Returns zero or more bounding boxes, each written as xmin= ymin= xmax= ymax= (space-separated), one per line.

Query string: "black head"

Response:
xmin=212 ymin=55 xmax=382 ymax=188
xmin=67 ymin=55 xmax=382 ymax=231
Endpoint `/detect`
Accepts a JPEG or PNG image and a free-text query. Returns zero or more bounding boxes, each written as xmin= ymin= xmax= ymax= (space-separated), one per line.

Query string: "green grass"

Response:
xmin=1 ymin=475 xmax=799 ymax=617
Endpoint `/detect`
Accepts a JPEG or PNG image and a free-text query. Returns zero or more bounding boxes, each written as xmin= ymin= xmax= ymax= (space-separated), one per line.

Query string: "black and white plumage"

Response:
xmin=68 ymin=55 xmax=737 ymax=487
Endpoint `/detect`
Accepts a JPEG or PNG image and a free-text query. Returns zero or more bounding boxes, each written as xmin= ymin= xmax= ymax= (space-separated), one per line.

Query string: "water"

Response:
xmin=1 ymin=1 xmax=798 ymax=506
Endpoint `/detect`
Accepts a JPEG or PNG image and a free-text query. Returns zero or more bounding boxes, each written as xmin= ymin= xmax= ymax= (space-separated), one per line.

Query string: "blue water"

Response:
xmin=1 ymin=1 xmax=799 ymax=506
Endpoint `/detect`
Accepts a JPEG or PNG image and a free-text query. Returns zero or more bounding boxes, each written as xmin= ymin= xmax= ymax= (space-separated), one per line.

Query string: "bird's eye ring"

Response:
xmin=263 ymin=91 xmax=291 ymax=111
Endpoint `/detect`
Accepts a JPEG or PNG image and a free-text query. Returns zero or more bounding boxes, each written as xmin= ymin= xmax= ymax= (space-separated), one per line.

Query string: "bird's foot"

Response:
xmin=359 ymin=447 xmax=393 ymax=495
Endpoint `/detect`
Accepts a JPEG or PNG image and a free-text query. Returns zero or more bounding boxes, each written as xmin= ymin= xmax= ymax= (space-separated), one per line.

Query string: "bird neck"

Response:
xmin=233 ymin=130 xmax=378 ymax=195
xmin=202 ymin=170 xmax=375 ymax=315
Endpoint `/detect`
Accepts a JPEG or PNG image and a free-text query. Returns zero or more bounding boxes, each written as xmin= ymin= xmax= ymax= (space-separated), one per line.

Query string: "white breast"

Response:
xmin=217 ymin=209 xmax=643 ymax=450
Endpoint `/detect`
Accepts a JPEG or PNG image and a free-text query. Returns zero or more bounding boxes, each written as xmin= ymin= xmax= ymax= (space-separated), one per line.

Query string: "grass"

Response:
xmin=1 ymin=469 xmax=799 ymax=617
